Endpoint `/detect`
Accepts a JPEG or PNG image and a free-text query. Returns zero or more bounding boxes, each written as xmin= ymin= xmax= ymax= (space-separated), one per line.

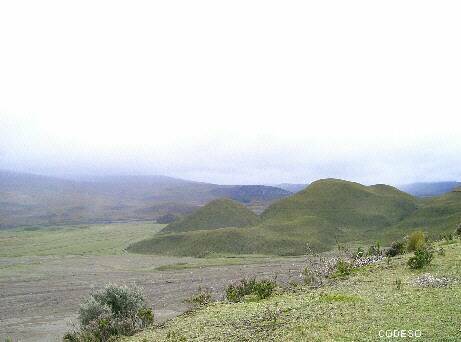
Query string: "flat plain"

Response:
xmin=0 ymin=222 xmax=307 ymax=341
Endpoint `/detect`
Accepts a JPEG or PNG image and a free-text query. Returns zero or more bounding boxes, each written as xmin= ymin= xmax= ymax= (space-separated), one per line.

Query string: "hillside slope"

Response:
xmin=161 ymin=199 xmax=260 ymax=233
xmin=383 ymin=187 xmax=461 ymax=240
xmin=125 ymin=241 xmax=461 ymax=341
xmin=261 ymin=179 xmax=417 ymax=228
xmin=129 ymin=179 xmax=427 ymax=256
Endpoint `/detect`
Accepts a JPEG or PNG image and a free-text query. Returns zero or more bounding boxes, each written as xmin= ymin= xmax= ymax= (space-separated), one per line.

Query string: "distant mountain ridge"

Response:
xmin=274 ymin=183 xmax=307 ymax=193
xmin=0 ymin=170 xmax=290 ymax=228
xmin=398 ymin=181 xmax=461 ymax=197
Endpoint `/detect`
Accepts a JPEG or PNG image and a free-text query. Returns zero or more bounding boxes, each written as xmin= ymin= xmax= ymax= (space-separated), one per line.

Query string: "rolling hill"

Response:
xmin=128 ymin=179 xmax=461 ymax=257
xmin=161 ymin=198 xmax=260 ymax=233
xmin=383 ymin=186 xmax=461 ymax=240
xmin=0 ymin=170 xmax=290 ymax=228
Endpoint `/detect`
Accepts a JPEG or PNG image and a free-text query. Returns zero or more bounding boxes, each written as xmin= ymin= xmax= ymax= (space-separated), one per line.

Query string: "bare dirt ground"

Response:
xmin=0 ymin=254 xmax=306 ymax=341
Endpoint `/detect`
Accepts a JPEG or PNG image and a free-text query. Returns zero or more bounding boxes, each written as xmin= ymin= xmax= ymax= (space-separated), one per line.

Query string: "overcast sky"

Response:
xmin=1 ymin=1 xmax=460 ymax=185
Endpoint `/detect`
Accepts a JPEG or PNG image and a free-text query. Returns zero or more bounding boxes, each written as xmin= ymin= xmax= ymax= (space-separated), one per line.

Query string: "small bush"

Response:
xmin=64 ymin=284 xmax=153 ymax=341
xmin=385 ymin=240 xmax=406 ymax=257
xmin=303 ymin=256 xmax=338 ymax=285
xmin=302 ymin=267 xmax=320 ymax=287
xmin=253 ymin=280 xmax=277 ymax=300
xmin=408 ymin=247 xmax=434 ymax=269
xmin=225 ymin=278 xmax=276 ymax=303
xmin=407 ymin=231 xmax=426 ymax=252
xmin=334 ymin=259 xmax=353 ymax=277
xmin=354 ymin=247 xmax=365 ymax=259
xmin=367 ymin=242 xmax=382 ymax=256
xmin=186 ymin=286 xmax=212 ymax=307
xmin=395 ymin=279 xmax=402 ymax=290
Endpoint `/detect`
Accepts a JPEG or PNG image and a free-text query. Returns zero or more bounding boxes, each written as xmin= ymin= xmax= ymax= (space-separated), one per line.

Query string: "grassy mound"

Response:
xmin=127 ymin=225 xmax=311 ymax=257
xmin=160 ymin=198 xmax=260 ymax=234
xmin=129 ymin=179 xmax=461 ymax=257
xmin=261 ymin=179 xmax=417 ymax=232
xmin=382 ymin=188 xmax=461 ymax=241
xmin=124 ymin=241 xmax=461 ymax=341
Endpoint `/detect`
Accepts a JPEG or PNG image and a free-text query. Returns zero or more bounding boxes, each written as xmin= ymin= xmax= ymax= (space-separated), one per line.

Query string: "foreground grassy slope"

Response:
xmin=162 ymin=199 xmax=260 ymax=234
xmin=125 ymin=241 xmax=461 ymax=341
xmin=129 ymin=179 xmax=428 ymax=256
xmin=0 ymin=222 xmax=162 ymax=257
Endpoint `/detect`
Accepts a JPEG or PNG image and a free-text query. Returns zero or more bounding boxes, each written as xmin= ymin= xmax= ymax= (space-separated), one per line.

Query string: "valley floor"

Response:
xmin=0 ymin=223 xmax=307 ymax=341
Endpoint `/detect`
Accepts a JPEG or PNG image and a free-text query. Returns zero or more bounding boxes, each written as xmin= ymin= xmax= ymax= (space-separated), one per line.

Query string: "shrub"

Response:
xmin=367 ymin=242 xmax=382 ymax=256
xmin=79 ymin=296 xmax=112 ymax=327
xmin=408 ymin=247 xmax=434 ymax=269
xmin=225 ymin=278 xmax=276 ymax=302
xmin=186 ymin=286 xmax=212 ymax=307
xmin=304 ymin=256 xmax=338 ymax=283
xmin=302 ymin=267 xmax=319 ymax=287
xmin=253 ymin=280 xmax=277 ymax=300
xmin=64 ymin=284 xmax=153 ymax=341
xmin=334 ymin=259 xmax=353 ymax=277
xmin=354 ymin=247 xmax=365 ymax=259
xmin=407 ymin=231 xmax=426 ymax=252
xmin=385 ymin=240 xmax=406 ymax=257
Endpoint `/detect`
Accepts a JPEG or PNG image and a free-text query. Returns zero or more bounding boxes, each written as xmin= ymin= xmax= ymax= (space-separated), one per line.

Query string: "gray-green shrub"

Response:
xmin=64 ymin=284 xmax=153 ymax=341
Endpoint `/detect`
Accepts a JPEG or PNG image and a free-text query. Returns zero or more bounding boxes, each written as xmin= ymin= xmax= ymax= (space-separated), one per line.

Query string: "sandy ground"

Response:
xmin=0 ymin=254 xmax=306 ymax=341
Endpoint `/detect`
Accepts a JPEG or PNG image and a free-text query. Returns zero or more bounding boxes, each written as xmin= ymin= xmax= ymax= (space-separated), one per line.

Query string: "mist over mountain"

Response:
xmin=275 ymin=183 xmax=307 ymax=193
xmin=0 ymin=170 xmax=290 ymax=228
xmin=398 ymin=182 xmax=461 ymax=197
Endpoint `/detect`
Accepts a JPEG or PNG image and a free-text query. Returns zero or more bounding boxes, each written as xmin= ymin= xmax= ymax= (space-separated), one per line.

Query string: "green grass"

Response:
xmin=154 ymin=255 xmax=286 ymax=271
xmin=124 ymin=240 xmax=461 ymax=341
xmin=129 ymin=179 xmax=461 ymax=257
xmin=0 ymin=222 xmax=163 ymax=257
xmin=162 ymin=198 xmax=260 ymax=234
xmin=385 ymin=189 xmax=461 ymax=240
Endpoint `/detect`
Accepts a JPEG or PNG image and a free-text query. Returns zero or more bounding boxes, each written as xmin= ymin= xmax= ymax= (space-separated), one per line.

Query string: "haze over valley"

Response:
xmin=1 ymin=0 xmax=461 ymax=341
